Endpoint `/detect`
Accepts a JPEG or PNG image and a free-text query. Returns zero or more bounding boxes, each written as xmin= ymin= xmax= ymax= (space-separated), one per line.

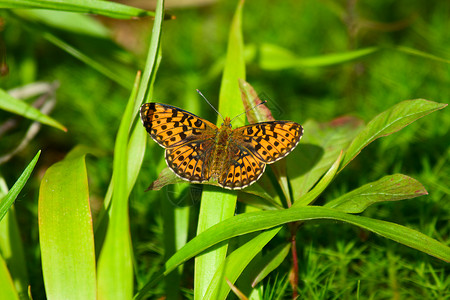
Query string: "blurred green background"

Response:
xmin=1 ymin=0 xmax=449 ymax=298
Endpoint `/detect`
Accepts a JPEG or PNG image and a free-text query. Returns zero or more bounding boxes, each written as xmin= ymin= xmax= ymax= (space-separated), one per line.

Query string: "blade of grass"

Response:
xmin=259 ymin=44 xmax=379 ymax=69
xmin=194 ymin=0 xmax=246 ymax=298
xmin=0 ymin=150 xmax=40 ymax=222
xmin=165 ymin=206 xmax=450 ymax=273
xmin=251 ymin=243 xmax=291 ymax=287
xmin=0 ymin=207 xmax=29 ymax=299
xmin=0 ymin=89 xmax=66 ymax=131
xmin=96 ymin=71 xmax=141 ymax=300
xmin=38 ymin=149 xmax=95 ymax=299
xmin=204 ymin=227 xmax=280 ymax=300
xmin=289 ymin=117 xmax=362 ymax=201
xmin=0 ymin=255 xmax=19 ymax=300
xmin=97 ymin=0 xmax=164 ymax=298
xmin=1 ymin=0 xmax=154 ymax=19
xmin=292 ymin=151 xmax=342 ymax=208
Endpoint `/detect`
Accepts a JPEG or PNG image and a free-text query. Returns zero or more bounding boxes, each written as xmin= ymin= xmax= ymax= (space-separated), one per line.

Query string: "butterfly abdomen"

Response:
xmin=207 ymin=123 xmax=233 ymax=180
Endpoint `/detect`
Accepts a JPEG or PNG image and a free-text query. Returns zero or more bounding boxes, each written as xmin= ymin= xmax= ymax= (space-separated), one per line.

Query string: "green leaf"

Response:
xmin=259 ymin=44 xmax=379 ymax=70
xmin=292 ymin=150 xmax=342 ymax=207
xmin=97 ymin=0 xmax=164 ymax=298
xmin=325 ymin=174 xmax=428 ymax=213
xmin=0 ymin=89 xmax=66 ymax=131
xmin=0 ymin=207 xmax=29 ymax=299
xmin=194 ymin=0 xmax=246 ymax=299
xmin=0 ymin=255 xmax=19 ymax=300
xmin=165 ymin=206 xmax=450 ymax=274
xmin=1 ymin=0 xmax=154 ymax=19
xmin=395 ymin=46 xmax=450 ymax=64
xmin=14 ymin=9 xmax=111 ymax=38
xmin=341 ymin=99 xmax=448 ymax=170
xmin=38 ymin=149 xmax=96 ymax=299
xmin=204 ymin=228 xmax=280 ymax=300
xmin=96 ymin=71 xmax=141 ymax=300
xmin=289 ymin=117 xmax=363 ymax=201
xmin=0 ymin=151 xmax=40 ymax=222
xmin=251 ymin=242 xmax=291 ymax=287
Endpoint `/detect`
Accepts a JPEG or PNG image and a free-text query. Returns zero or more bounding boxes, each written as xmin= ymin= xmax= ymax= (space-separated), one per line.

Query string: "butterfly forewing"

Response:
xmin=233 ymin=121 xmax=303 ymax=164
xmin=140 ymin=103 xmax=217 ymax=148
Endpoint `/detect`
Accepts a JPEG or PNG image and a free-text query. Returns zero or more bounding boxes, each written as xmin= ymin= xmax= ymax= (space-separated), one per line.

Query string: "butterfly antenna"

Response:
xmin=196 ymin=89 xmax=225 ymax=122
xmin=230 ymin=100 xmax=268 ymax=123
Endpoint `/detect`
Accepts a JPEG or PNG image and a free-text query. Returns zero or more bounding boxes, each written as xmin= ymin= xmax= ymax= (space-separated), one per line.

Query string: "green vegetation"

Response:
xmin=0 ymin=0 xmax=448 ymax=299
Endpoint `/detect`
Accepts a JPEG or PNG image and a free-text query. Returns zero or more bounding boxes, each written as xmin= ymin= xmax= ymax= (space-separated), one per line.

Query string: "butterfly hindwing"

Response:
xmin=165 ymin=140 xmax=215 ymax=183
xmin=140 ymin=103 xmax=217 ymax=148
xmin=218 ymin=144 xmax=266 ymax=189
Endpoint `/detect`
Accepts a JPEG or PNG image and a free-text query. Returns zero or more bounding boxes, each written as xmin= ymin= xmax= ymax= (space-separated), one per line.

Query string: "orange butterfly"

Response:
xmin=140 ymin=102 xmax=303 ymax=189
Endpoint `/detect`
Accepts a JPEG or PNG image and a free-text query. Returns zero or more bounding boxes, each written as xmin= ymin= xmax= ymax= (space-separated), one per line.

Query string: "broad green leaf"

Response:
xmin=292 ymin=151 xmax=342 ymax=208
xmin=204 ymin=228 xmax=280 ymax=300
xmin=0 ymin=151 xmax=40 ymax=222
xmin=341 ymin=99 xmax=448 ymax=170
xmin=194 ymin=0 xmax=245 ymax=299
xmin=289 ymin=117 xmax=363 ymax=201
xmin=0 ymin=89 xmax=66 ymax=131
xmin=1 ymin=0 xmax=154 ymax=19
xmin=39 ymin=150 xmax=95 ymax=299
xmin=259 ymin=44 xmax=379 ymax=70
xmin=165 ymin=206 xmax=450 ymax=274
xmin=251 ymin=243 xmax=291 ymax=287
xmin=0 ymin=255 xmax=19 ymax=300
xmin=325 ymin=174 xmax=428 ymax=213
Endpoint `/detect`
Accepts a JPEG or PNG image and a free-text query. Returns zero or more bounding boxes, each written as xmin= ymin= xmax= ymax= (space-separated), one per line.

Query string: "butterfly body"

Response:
xmin=141 ymin=103 xmax=303 ymax=190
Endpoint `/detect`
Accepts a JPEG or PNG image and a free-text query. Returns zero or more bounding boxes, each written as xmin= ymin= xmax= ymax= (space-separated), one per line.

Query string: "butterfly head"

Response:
xmin=221 ymin=116 xmax=232 ymax=128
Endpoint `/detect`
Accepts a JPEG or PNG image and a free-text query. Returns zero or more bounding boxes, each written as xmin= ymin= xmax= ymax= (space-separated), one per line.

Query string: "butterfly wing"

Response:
xmin=218 ymin=143 xmax=266 ymax=189
xmin=232 ymin=121 xmax=303 ymax=164
xmin=140 ymin=103 xmax=217 ymax=148
xmin=141 ymin=103 xmax=217 ymax=182
xmin=165 ymin=140 xmax=215 ymax=183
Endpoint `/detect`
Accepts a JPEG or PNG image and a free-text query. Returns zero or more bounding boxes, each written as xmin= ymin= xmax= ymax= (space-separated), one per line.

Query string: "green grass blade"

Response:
xmin=0 ymin=151 xmax=40 ymax=222
xmin=325 ymin=174 xmax=428 ymax=213
xmin=259 ymin=44 xmax=379 ymax=69
xmin=0 ymin=207 xmax=29 ymax=299
xmin=251 ymin=242 xmax=291 ymax=287
xmin=1 ymin=0 xmax=154 ymax=19
xmin=204 ymin=228 xmax=280 ymax=300
xmin=97 ymin=0 xmax=164 ymax=297
xmin=0 ymin=89 xmax=66 ymax=131
xmin=395 ymin=46 xmax=450 ymax=64
xmin=97 ymin=71 xmax=141 ymax=300
xmin=38 ymin=150 xmax=96 ymax=299
xmin=289 ymin=118 xmax=362 ymax=201
xmin=341 ymin=99 xmax=448 ymax=170
xmin=292 ymin=151 xmax=342 ymax=207
xmin=165 ymin=206 xmax=450 ymax=273
xmin=0 ymin=255 xmax=19 ymax=300
xmin=40 ymin=30 xmax=133 ymax=88
xmin=194 ymin=0 xmax=246 ymax=298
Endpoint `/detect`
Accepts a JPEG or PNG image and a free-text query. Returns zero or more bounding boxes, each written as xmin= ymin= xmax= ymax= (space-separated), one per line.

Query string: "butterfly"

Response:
xmin=140 ymin=102 xmax=303 ymax=190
